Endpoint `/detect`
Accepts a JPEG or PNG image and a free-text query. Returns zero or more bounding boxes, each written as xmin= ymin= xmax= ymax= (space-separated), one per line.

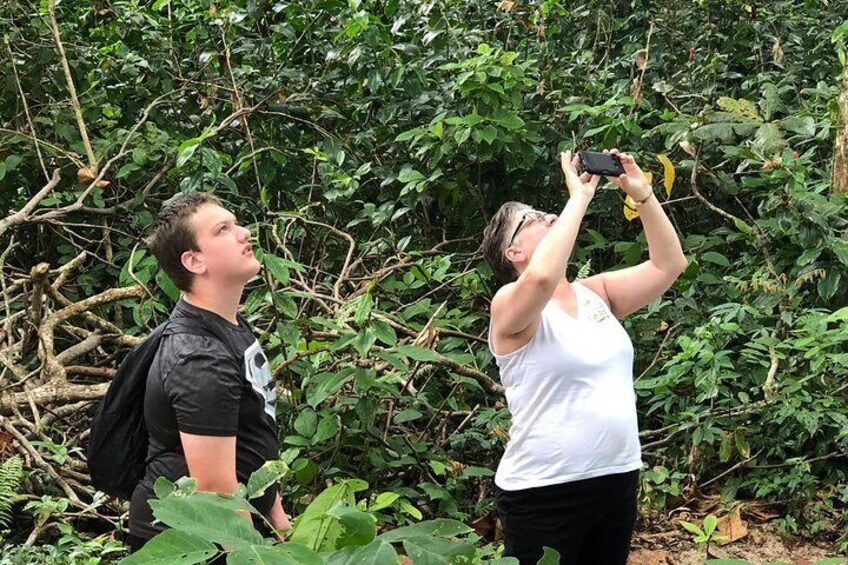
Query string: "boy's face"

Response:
xmin=182 ymin=203 xmax=261 ymax=287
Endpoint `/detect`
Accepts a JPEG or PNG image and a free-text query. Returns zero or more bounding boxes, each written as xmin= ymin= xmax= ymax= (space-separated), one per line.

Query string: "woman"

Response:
xmin=481 ymin=149 xmax=687 ymax=565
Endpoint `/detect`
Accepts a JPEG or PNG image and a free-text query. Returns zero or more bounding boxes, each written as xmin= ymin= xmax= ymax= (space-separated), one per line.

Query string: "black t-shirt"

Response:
xmin=129 ymin=300 xmax=278 ymax=539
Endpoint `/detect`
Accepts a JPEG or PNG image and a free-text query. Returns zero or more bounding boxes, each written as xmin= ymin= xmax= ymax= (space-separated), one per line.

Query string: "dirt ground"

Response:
xmin=630 ymin=525 xmax=846 ymax=565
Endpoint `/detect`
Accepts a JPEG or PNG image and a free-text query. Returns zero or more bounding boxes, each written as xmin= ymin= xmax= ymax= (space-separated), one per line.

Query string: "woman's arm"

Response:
xmin=581 ymin=151 xmax=688 ymax=318
xmin=492 ymin=151 xmax=600 ymax=338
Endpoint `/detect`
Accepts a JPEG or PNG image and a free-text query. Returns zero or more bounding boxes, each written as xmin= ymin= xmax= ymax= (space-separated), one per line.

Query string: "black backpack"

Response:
xmin=87 ymin=315 xmax=240 ymax=500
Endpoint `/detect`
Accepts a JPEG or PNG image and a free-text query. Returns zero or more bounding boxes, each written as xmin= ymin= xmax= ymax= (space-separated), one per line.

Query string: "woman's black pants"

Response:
xmin=496 ymin=470 xmax=639 ymax=565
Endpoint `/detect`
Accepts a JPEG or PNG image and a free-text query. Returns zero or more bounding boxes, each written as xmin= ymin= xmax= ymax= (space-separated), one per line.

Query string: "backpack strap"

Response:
xmin=162 ymin=316 xmax=242 ymax=360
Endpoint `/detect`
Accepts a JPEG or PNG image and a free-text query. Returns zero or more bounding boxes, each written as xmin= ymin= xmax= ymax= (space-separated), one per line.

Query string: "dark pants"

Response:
xmin=496 ymin=470 xmax=639 ymax=565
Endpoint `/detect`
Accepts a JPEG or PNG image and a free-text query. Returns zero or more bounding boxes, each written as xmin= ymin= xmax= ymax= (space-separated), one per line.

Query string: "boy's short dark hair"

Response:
xmin=146 ymin=192 xmax=221 ymax=292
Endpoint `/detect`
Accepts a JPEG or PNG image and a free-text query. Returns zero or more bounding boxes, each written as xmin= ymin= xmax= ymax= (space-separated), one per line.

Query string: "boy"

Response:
xmin=128 ymin=192 xmax=290 ymax=551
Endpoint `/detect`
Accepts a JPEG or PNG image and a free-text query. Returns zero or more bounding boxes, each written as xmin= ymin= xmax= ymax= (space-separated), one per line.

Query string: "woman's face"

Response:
xmin=505 ymin=208 xmax=558 ymax=270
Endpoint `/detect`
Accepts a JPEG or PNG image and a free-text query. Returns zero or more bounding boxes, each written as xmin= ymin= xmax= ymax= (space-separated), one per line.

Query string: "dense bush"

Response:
xmin=1 ymin=0 xmax=846 ymax=560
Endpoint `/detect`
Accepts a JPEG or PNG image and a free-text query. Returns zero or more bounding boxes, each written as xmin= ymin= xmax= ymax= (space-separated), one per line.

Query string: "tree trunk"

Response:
xmin=834 ymin=56 xmax=848 ymax=193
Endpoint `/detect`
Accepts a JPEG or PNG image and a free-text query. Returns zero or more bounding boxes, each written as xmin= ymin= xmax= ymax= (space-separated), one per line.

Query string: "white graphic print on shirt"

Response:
xmin=243 ymin=340 xmax=276 ymax=421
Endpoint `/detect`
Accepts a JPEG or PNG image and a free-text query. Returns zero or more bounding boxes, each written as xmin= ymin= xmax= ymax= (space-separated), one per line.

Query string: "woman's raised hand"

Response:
xmin=560 ymin=150 xmax=600 ymax=201
xmin=608 ymin=149 xmax=652 ymax=201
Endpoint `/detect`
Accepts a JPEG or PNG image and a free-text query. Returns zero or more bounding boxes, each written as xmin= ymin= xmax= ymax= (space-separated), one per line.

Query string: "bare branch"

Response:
xmin=4 ymin=35 xmax=49 ymax=181
xmin=38 ymin=285 xmax=143 ymax=382
xmin=46 ymin=0 xmax=97 ymax=174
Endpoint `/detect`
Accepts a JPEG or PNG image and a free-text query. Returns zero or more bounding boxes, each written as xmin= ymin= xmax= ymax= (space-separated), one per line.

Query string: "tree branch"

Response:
xmin=46 ymin=0 xmax=97 ymax=175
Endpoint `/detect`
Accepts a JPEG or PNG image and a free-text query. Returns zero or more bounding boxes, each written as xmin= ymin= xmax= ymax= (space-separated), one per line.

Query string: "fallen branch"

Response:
xmin=0 ymin=382 xmax=109 ymax=415
xmin=431 ymin=352 xmax=504 ymax=396
xmin=38 ymin=285 xmax=143 ymax=382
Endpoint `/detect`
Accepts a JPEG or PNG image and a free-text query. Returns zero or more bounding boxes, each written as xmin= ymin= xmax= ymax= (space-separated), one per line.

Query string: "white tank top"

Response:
xmin=488 ymin=282 xmax=642 ymax=491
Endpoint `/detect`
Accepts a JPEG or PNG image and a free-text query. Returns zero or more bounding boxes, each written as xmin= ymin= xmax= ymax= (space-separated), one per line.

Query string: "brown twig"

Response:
xmin=636 ymin=324 xmax=680 ymax=382
xmin=699 ymin=448 xmax=765 ymax=489
xmin=4 ymin=35 xmax=49 ymax=181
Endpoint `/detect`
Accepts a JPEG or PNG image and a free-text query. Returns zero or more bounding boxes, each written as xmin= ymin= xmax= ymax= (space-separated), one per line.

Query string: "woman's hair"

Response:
xmin=481 ymin=201 xmax=530 ymax=285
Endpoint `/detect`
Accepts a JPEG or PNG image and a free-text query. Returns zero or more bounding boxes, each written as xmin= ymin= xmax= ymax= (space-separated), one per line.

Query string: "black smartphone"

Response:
xmin=578 ymin=151 xmax=626 ymax=177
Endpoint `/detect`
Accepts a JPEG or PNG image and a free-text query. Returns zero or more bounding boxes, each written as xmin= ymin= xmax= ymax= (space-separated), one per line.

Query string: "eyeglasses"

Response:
xmin=507 ymin=210 xmax=547 ymax=247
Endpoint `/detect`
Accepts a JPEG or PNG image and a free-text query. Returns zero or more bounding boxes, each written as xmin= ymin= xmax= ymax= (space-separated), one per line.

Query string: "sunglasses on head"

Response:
xmin=508 ymin=210 xmax=547 ymax=247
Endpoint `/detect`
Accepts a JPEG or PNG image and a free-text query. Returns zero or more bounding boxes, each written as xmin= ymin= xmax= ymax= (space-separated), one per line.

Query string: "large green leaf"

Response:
xmin=326 ymin=540 xmax=398 ymax=565
xmin=119 ymin=530 xmax=218 ymax=565
xmin=153 ymin=489 xmax=257 ymax=516
xmin=700 ymin=252 xmax=731 ymax=267
xmin=781 ymin=115 xmax=816 ymax=137
xmin=491 ymin=109 xmax=524 ymax=130
xmin=368 ymin=492 xmax=400 ymax=512
xmin=176 ymin=139 xmax=200 ymax=168
xmin=827 ymin=307 xmax=848 ymax=322
xmin=155 ymin=270 xmax=181 ymax=302
xmin=369 ymin=319 xmax=398 ymax=346
xmin=293 ymin=409 xmax=319 ymax=438
xmin=263 ymin=254 xmax=291 ymax=286
xmin=313 ymin=416 xmax=340 ymax=444
xmin=402 ymin=536 xmax=478 ymax=565
xmin=150 ymin=496 xmax=264 ymax=548
xmin=395 ymin=345 xmax=440 ymax=362
xmin=326 ymin=506 xmax=377 ymax=548
xmin=226 ymin=543 xmax=324 ymax=565
xmin=752 ymin=122 xmax=784 ymax=153
xmin=290 ymin=480 xmax=369 ymax=552
xmin=378 ymin=519 xmax=473 ymax=542
xmin=306 ymin=368 xmax=357 ymax=408
xmin=397 ymin=168 xmax=426 ymax=183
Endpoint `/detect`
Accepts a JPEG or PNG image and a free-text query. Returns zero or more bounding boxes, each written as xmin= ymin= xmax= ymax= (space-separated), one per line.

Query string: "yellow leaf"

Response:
xmin=657 ymin=154 xmax=675 ymax=197
xmin=623 ymin=195 xmax=639 ymax=221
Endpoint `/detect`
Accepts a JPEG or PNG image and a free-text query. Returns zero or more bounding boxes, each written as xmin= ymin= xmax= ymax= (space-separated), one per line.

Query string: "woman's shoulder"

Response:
xmin=491 ymin=281 xmax=519 ymax=313
xmin=493 ymin=281 xmax=518 ymax=297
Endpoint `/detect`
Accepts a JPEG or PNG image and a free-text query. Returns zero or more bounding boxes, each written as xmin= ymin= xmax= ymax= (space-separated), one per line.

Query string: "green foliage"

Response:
xmin=0 ymin=523 xmax=125 ymax=564
xmin=0 ymin=455 xmax=23 ymax=532
xmin=681 ymin=514 xmax=728 ymax=547
xmin=1 ymin=0 xmax=847 ymax=558
xmin=124 ymin=466 xmax=551 ymax=564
